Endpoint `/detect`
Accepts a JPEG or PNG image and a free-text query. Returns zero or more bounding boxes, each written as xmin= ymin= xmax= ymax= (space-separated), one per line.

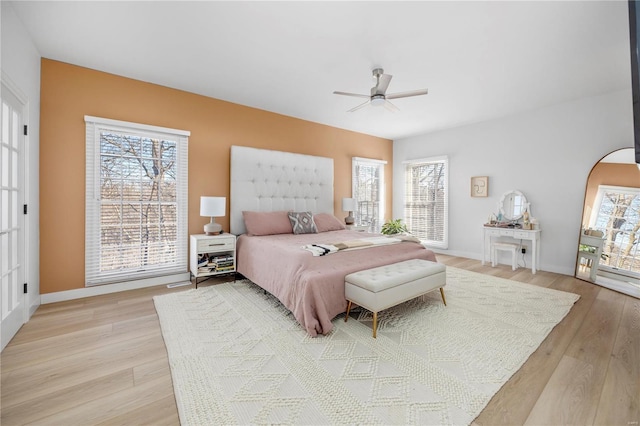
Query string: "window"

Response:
xmin=85 ymin=116 xmax=189 ymax=286
xmin=589 ymin=185 xmax=640 ymax=278
xmin=403 ymin=156 xmax=448 ymax=248
xmin=352 ymin=157 xmax=386 ymax=233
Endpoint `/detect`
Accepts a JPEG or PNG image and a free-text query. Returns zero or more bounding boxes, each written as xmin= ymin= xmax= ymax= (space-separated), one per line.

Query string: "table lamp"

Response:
xmin=200 ymin=196 xmax=226 ymax=234
xmin=342 ymin=197 xmax=356 ymax=225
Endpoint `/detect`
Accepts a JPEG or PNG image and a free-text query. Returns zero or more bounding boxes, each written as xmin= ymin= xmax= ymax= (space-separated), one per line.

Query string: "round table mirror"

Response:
xmin=499 ymin=190 xmax=528 ymax=221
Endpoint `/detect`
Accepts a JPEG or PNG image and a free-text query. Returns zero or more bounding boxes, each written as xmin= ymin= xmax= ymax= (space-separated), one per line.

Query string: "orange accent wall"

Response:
xmin=40 ymin=59 xmax=392 ymax=294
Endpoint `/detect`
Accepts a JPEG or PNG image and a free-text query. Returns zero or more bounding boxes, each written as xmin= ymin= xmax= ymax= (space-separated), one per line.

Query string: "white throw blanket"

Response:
xmin=301 ymin=244 xmax=339 ymax=256
xmin=302 ymin=236 xmax=404 ymax=256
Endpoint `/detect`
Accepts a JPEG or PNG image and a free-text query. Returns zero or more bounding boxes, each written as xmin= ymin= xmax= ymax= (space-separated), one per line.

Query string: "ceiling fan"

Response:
xmin=333 ymin=68 xmax=428 ymax=112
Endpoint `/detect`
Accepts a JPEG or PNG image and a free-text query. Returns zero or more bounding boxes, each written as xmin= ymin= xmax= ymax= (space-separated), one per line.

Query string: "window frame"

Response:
xmin=84 ymin=116 xmax=189 ymax=286
xmin=351 ymin=157 xmax=387 ymax=233
xmin=402 ymin=155 xmax=449 ymax=249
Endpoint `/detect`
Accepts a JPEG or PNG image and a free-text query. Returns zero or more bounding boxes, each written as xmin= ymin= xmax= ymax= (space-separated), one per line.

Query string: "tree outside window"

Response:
xmin=99 ymin=133 xmax=178 ymax=273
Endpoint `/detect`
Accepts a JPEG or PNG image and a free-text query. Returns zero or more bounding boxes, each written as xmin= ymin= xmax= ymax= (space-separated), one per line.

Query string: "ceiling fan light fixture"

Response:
xmin=371 ymin=95 xmax=385 ymax=107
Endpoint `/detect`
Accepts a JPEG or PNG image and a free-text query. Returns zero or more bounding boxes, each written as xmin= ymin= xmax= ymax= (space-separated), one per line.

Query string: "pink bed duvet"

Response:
xmin=236 ymin=229 xmax=438 ymax=336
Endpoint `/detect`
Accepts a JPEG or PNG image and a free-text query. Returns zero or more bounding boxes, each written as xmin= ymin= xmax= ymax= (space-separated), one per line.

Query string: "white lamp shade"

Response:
xmin=200 ymin=196 xmax=226 ymax=217
xmin=342 ymin=197 xmax=356 ymax=211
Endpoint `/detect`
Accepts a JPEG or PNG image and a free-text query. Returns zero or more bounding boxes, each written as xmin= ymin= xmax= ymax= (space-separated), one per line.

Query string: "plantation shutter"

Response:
xmin=85 ymin=116 xmax=189 ymax=286
xmin=403 ymin=156 xmax=448 ymax=249
xmin=352 ymin=157 xmax=386 ymax=233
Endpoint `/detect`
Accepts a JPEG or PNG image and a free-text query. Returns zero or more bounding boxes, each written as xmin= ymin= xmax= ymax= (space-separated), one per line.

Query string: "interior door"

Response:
xmin=1 ymin=82 xmax=25 ymax=351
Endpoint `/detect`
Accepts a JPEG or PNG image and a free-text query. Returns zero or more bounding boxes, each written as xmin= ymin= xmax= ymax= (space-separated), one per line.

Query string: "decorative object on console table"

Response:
xmin=522 ymin=209 xmax=532 ymax=230
xmin=471 ymin=176 xmax=489 ymax=197
xmin=190 ymin=233 xmax=236 ymax=288
xmin=342 ymin=197 xmax=356 ymax=225
xmin=200 ymin=196 xmax=226 ymax=235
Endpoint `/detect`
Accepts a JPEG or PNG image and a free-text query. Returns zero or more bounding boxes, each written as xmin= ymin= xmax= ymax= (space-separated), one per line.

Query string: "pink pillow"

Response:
xmin=313 ymin=213 xmax=346 ymax=232
xmin=242 ymin=211 xmax=293 ymax=236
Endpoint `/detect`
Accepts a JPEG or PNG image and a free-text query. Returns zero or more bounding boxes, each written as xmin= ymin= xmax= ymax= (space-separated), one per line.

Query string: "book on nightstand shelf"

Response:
xmin=197 ymin=252 xmax=235 ymax=273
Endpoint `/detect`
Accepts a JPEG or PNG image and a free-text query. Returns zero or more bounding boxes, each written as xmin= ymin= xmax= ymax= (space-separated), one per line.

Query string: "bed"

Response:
xmin=230 ymin=146 xmax=437 ymax=336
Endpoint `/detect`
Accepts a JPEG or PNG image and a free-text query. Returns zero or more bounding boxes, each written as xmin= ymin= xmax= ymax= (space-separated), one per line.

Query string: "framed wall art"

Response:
xmin=471 ymin=176 xmax=488 ymax=197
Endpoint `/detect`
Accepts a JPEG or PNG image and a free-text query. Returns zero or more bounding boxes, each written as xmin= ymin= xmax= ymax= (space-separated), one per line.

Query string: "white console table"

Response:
xmin=482 ymin=226 xmax=541 ymax=274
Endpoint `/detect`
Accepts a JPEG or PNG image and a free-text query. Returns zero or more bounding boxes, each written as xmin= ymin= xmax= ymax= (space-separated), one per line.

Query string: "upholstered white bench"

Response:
xmin=344 ymin=259 xmax=447 ymax=338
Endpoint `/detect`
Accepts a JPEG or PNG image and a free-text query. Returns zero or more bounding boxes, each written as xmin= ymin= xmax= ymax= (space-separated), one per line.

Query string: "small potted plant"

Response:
xmin=381 ymin=218 xmax=408 ymax=235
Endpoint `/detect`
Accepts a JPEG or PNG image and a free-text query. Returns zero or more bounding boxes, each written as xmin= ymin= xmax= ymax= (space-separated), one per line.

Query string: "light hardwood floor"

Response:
xmin=1 ymin=255 xmax=638 ymax=425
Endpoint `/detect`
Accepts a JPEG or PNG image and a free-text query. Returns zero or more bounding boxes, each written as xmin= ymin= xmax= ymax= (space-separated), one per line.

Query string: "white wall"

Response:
xmin=393 ymin=90 xmax=633 ymax=275
xmin=1 ymin=2 xmax=41 ymax=316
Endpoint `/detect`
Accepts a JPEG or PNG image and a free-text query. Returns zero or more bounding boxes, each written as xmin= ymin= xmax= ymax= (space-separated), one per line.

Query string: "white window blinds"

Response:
xmin=85 ymin=116 xmax=189 ymax=286
xmin=352 ymin=157 xmax=386 ymax=233
xmin=403 ymin=156 xmax=448 ymax=248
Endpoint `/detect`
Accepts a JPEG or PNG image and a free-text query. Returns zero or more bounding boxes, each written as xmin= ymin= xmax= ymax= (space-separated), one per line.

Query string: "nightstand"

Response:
xmin=190 ymin=233 xmax=236 ymax=288
xmin=346 ymin=225 xmax=370 ymax=232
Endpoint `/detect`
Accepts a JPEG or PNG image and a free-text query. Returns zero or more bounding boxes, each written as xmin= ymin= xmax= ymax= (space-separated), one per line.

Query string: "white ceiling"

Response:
xmin=9 ymin=1 xmax=632 ymax=140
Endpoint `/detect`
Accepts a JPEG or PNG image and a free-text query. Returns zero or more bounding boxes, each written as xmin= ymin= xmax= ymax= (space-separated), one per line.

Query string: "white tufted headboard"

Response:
xmin=230 ymin=146 xmax=334 ymax=235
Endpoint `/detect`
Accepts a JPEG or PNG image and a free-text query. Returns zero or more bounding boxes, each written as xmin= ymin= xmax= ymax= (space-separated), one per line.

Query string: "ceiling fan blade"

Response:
xmin=333 ymin=91 xmax=370 ymax=99
xmin=385 ymin=88 xmax=429 ymax=100
xmin=374 ymin=73 xmax=393 ymax=95
xmin=347 ymin=100 xmax=371 ymax=112
xmin=383 ymin=100 xmax=400 ymax=112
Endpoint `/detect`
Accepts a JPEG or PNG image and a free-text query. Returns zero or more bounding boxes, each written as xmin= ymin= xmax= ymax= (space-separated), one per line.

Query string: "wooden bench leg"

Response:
xmin=345 ymin=301 xmax=378 ymax=338
xmin=372 ymin=311 xmax=378 ymax=338
xmin=440 ymin=288 xmax=447 ymax=306
xmin=345 ymin=300 xmax=352 ymax=322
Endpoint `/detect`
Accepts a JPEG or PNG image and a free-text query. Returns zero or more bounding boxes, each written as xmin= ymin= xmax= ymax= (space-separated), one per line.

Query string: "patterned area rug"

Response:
xmin=153 ymin=267 xmax=579 ymax=425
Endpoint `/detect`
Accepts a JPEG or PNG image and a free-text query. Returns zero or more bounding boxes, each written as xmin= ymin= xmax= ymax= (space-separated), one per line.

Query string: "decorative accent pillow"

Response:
xmin=313 ymin=213 xmax=346 ymax=232
xmin=288 ymin=211 xmax=318 ymax=234
xmin=242 ymin=211 xmax=293 ymax=236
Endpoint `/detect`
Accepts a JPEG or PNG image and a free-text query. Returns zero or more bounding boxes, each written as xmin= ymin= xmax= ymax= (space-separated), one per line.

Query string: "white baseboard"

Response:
xmin=29 ymin=299 xmax=40 ymax=317
xmin=41 ymin=272 xmax=191 ymax=304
